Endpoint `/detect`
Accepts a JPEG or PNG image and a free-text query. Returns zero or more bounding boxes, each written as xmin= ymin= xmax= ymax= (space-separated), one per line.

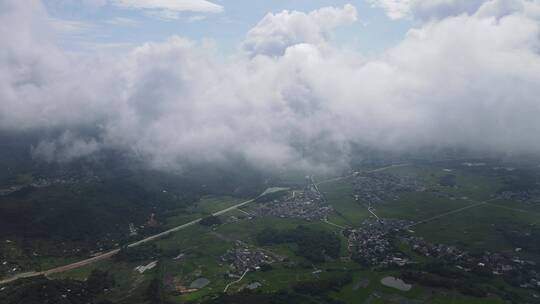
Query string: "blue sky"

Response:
xmin=44 ymin=0 xmax=413 ymax=55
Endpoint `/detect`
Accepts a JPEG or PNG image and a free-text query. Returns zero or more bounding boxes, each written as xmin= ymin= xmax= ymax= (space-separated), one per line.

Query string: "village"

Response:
xmin=403 ymin=234 xmax=540 ymax=290
xmin=221 ymin=240 xmax=279 ymax=277
xmin=351 ymin=172 xmax=426 ymax=206
xmin=347 ymin=219 xmax=413 ymax=266
xmin=500 ymin=189 xmax=540 ymax=204
xmin=347 ymin=218 xmax=540 ymax=291
xmin=254 ymin=177 xmax=333 ymax=221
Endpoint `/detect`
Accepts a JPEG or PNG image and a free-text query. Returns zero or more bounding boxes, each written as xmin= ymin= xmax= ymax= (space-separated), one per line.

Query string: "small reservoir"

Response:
xmin=381 ymin=276 xmax=412 ymax=291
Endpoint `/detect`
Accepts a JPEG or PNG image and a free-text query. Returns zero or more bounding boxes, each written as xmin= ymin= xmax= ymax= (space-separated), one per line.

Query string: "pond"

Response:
xmin=380 ymin=276 xmax=412 ymax=291
xmin=190 ymin=277 xmax=210 ymax=289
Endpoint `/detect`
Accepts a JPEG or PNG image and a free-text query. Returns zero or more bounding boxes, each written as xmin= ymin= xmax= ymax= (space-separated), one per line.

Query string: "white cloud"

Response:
xmin=369 ymin=0 xmax=492 ymax=20
xmin=243 ymin=4 xmax=357 ymax=56
xmin=105 ymin=17 xmax=137 ymax=26
xmin=2 ymin=1 xmax=540 ymax=171
xmin=49 ymin=18 xmax=94 ymax=33
xmin=112 ymin=0 xmax=223 ymax=19
xmin=368 ymin=0 xmax=413 ymax=19
xmin=475 ymin=0 xmax=525 ymax=18
xmin=187 ymin=15 xmax=206 ymax=22
xmin=32 ymin=131 xmax=101 ymax=162
xmin=46 ymin=0 xmax=108 ymax=10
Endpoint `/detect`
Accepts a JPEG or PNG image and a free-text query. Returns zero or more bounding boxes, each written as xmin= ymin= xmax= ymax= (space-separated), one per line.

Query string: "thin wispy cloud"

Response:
xmin=49 ymin=17 xmax=93 ymax=33
xmin=112 ymin=0 xmax=223 ymax=19
xmin=187 ymin=15 xmax=206 ymax=22
xmin=104 ymin=17 xmax=137 ymax=26
xmin=368 ymin=0 xmax=413 ymax=19
xmin=369 ymin=0 xmax=494 ymax=20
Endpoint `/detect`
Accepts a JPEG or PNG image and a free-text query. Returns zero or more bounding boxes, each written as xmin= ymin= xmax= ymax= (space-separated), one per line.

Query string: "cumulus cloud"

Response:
xmin=1 ymin=1 xmax=540 ymax=172
xmin=243 ymin=4 xmax=357 ymax=56
xmin=0 ymin=0 xmax=118 ymax=131
xmin=31 ymin=131 xmax=101 ymax=162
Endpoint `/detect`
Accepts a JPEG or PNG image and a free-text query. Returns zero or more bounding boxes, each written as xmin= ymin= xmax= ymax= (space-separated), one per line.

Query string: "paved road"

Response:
xmin=316 ymin=174 xmax=354 ymax=186
xmin=366 ymin=163 xmax=410 ymax=173
xmin=0 ymin=249 xmax=121 ymax=285
xmin=128 ymin=198 xmax=255 ymax=248
xmin=323 ymin=219 xmax=347 ymax=229
xmin=223 ymin=269 xmax=249 ymax=293
xmin=315 ymin=163 xmax=410 ymax=186
xmin=367 ymin=207 xmax=382 ymax=222
xmin=407 ymin=198 xmax=497 ymax=229
xmin=0 ymin=165 xmax=410 ymax=285
xmin=0 ymin=197 xmax=257 ymax=285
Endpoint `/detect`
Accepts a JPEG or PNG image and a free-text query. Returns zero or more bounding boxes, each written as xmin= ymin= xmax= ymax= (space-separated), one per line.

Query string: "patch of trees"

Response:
xmin=86 ymin=269 xmax=115 ymax=295
xmin=201 ymin=290 xmax=344 ymax=304
xmin=502 ymin=269 xmax=539 ymax=289
xmin=0 ymin=130 xmax=268 ymax=262
xmin=255 ymin=189 xmax=288 ymax=203
xmin=1 ymin=273 xmax=114 ymax=304
xmin=401 ymin=270 xmax=487 ymax=298
xmin=199 ymin=215 xmax=222 ymax=226
xmin=419 ymin=262 xmax=467 ymax=279
xmin=256 ymin=226 xmax=341 ymax=263
xmin=114 ymin=243 xmax=161 ymax=262
xmin=406 ymin=262 xmax=530 ymax=302
xmin=145 ymin=278 xmax=163 ymax=304
xmin=499 ymin=169 xmax=540 ymax=192
xmin=293 ymin=273 xmax=353 ymax=295
xmin=2 ymin=276 xmax=89 ymax=304
xmin=439 ymin=174 xmax=456 ymax=187
xmin=259 ymin=263 xmax=273 ymax=272
xmin=504 ymin=227 xmax=540 ymax=254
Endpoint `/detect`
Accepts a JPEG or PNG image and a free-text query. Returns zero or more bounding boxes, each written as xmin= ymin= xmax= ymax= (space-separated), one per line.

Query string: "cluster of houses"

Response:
xmin=352 ymin=172 xmax=425 ymax=206
xmin=347 ymin=219 xmax=412 ymax=266
xmin=0 ymin=185 xmax=24 ymax=197
xmin=403 ymin=236 xmax=465 ymax=262
xmin=0 ymin=260 xmax=19 ymax=277
xmin=254 ymin=177 xmax=333 ymax=221
xmin=221 ymin=241 xmax=275 ymax=276
xmin=349 ymin=219 xmax=540 ymax=290
xmin=401 ymin=235 xmax=540 ymax=289
xmin=500 ymin=189 xmax=540 ymax=204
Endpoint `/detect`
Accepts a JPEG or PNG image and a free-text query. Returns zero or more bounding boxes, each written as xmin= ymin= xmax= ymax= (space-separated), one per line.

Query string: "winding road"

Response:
xmin=223 ymin=269 xmax=249 ymax=293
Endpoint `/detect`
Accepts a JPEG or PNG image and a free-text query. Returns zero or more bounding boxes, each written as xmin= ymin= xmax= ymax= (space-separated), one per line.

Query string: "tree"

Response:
xmin=145 ymin=278 xmax=162 ymax=304
xmin=199 ymin=215 xmax=222 ymax=226
xmin=87 ymin=269 xmax=115 ymax=295
xmin=256 ymin=226 xmax=341 ymax=263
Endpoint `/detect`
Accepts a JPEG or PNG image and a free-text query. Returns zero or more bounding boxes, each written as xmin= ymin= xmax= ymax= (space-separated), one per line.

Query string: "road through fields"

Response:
xmin=1 ymin=165 xmax=408 ymax=285
xmin=0 ymin=198 xmax=256 ymax=285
